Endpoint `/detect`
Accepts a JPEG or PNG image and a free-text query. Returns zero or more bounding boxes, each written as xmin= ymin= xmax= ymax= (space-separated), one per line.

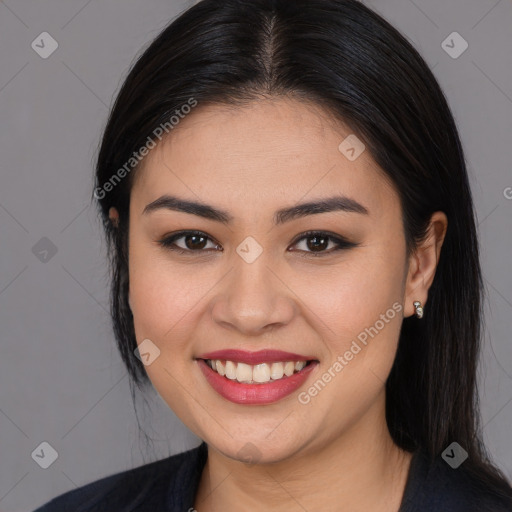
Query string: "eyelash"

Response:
xmin=158 ymin=230 xmax=358 ymax=257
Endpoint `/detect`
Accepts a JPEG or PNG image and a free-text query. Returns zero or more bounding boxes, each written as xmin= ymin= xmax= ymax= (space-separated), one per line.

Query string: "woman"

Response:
xmin=34 ymin=0 xmax=512 ymax=510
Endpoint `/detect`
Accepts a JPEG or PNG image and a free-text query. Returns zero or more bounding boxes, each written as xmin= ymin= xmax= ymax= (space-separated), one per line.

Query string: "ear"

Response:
xmin=403 ymin=211 xmax=448 ymax=318
xmin=109 ymin=207 xmax=119 ymax=228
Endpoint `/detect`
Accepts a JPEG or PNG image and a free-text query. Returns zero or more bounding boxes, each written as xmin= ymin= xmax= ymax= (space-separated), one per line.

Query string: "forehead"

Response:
xmin=131 ymin=98 xmax=398 ymax=218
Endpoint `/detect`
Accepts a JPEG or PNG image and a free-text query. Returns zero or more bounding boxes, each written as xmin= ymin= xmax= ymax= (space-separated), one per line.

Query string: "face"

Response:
xmin=127 ymin=97 xmax=410 ymax=464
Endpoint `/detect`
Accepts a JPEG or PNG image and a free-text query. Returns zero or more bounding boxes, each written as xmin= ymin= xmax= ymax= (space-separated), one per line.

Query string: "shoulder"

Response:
xmin=401 ymin=449 xmax=512 ymax=512
xmin=33 ymin=442 xmax=207 ymax=512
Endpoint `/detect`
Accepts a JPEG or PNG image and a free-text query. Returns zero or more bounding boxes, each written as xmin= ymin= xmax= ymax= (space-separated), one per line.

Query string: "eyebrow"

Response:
xmin=142 ymin=194 xmax=369 ymax=225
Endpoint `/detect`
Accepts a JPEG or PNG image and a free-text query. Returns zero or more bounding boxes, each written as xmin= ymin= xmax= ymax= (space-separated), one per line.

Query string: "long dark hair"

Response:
xmin=92 ymin=0 xmax=512 ymax=500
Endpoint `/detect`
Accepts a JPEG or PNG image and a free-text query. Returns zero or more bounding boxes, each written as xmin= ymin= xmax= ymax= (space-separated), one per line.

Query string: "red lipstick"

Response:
xmin=196 ymin=349 xmax=319 ymax=405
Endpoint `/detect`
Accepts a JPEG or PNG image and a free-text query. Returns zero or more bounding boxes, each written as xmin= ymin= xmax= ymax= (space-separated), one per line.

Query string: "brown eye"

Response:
xmin=159 ymin=231 xmax=220 ymax=253
xmin=300 ymin=233 xmax=330 ymax=252
xmin=290 ymin=231 xmax=358 ymax=257
xmin=181 ymin=233 xmax=208 ymax=250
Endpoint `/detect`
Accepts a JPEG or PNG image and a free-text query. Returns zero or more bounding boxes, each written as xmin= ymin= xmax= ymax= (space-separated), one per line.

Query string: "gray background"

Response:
xmin=0 ymin=0 xmax=511 ymax=510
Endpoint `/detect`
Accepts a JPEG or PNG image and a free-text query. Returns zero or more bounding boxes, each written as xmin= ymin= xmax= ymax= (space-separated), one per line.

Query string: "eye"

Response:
xmin=289 ymin=230 xmax=358 ymax=257
xmin=158 ymin=230 xmax=358 ymax=256
xmin=158 ymin=230 xmax=221 ymax=254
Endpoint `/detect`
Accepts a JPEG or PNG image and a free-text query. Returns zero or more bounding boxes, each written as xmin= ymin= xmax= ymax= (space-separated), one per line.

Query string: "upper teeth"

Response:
xmin=206 ymin=360 xmax=307 ymax=384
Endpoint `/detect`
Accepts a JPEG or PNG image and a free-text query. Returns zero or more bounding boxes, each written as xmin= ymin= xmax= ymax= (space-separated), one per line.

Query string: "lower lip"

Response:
xmin=197 ymin=359 xmax=319 ymax=405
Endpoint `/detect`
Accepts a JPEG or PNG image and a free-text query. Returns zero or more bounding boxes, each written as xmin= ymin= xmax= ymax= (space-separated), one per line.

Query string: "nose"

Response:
xmin=210 ymin=254 xmax=297 ymax=336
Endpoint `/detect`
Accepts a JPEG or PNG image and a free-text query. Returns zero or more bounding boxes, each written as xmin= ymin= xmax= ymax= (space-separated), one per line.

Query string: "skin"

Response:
xmin=109 ymin=97 xmax=447 ymax=511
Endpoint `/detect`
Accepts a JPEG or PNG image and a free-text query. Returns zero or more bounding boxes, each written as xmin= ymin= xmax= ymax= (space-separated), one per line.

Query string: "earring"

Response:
xmin=413 ymin=301 xmax=423 ymax=319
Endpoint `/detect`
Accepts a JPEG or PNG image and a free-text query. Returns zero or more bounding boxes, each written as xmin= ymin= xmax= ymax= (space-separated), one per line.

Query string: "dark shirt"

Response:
xmin=33 ymin=442 xmax=512 ymax=512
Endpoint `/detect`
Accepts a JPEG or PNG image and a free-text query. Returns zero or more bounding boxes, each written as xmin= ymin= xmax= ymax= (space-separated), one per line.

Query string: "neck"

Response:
xmin=194 ymin=392 xmax=414 ymax=512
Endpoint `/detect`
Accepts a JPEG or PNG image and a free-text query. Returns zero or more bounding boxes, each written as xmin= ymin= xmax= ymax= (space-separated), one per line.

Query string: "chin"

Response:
xmin=204 ymin=429 xmax=311 ymax=466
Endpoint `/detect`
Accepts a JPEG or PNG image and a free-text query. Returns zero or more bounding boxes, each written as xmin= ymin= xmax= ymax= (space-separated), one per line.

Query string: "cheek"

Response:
xmin=300 ymin=244 xmax=405 ymax=396
xmin=129 ymin=258 xmax=202 ymax=352
xmin=293 ymin=255 xmax=405 ymax=428
xmin=129 ymin=247 xmax=218 ymax=362
xmin=300 ymin=246 xmax=404 ymax=340
xmin=128 ymin=256 xmax=207 ymax=422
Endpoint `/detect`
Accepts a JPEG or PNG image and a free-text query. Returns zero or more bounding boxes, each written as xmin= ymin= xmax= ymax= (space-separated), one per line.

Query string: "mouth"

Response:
xmin=196 ymin=350 xmax=319 ymax=405
xmin=201 ymin=358 xmax=316 ymax=384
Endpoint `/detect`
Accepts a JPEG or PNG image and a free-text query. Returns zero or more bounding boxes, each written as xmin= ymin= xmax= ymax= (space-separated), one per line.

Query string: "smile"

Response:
xmin=204 ymin=359 xmax=310 ymax=384
xmin=196 ymin=350 xmax=319 ymax=405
